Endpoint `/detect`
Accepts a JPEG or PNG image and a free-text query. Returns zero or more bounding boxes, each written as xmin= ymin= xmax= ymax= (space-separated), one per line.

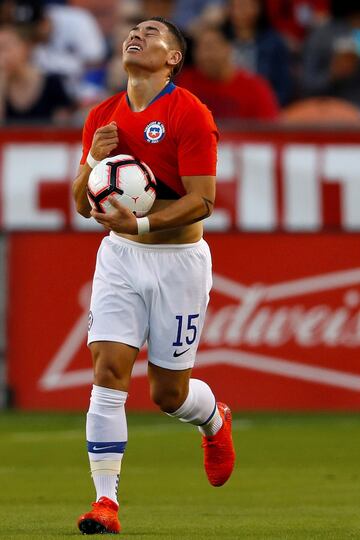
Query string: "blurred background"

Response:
xmin=0 ymin=0 xmax=360 ymax=412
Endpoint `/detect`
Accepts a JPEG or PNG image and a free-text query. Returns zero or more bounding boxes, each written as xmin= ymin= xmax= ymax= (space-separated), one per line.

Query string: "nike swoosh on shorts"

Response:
xmin=173 ymin=348 xmax=190 ymax=357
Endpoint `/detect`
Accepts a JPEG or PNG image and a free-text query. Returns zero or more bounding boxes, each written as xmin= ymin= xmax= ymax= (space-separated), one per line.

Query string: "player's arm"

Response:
xmin=72 ymin=163 xmax=93 ymax=218
xmin=72 ymin=121 xmax=119 ymax=218
xmin=149 ymin=174 xmax=216 ymax=230
xmin=90 ymin=175 xmax=215 ymax=233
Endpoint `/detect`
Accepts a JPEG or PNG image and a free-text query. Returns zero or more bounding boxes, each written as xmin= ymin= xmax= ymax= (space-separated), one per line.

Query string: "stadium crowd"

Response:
xmin=1 ymin=0 xmax=360 ymax=125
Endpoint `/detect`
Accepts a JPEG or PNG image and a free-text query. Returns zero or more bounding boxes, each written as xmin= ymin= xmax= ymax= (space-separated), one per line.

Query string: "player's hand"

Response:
xmin=90 ymin=196 xmax=138 ymax=234
xmin=90 ymin=121 xmax=119 ymax=161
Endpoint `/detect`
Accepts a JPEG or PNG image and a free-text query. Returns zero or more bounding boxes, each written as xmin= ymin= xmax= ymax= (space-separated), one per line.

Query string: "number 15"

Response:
xmin=172 ymin=314 xmax=200 ymax=347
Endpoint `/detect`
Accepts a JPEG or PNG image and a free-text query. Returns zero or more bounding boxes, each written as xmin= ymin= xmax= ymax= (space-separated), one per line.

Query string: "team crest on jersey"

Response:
xmin=144 ymin=121 xmax=165 ymax=143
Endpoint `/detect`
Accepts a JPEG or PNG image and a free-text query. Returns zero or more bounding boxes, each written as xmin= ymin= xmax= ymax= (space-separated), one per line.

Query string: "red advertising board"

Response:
xmin=7 ymin=232 xmax=360 ymax=410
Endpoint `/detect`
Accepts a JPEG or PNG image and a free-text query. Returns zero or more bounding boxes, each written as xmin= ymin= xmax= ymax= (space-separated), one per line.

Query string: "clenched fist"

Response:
xmin=90 ymin=121 xmax=119 ymax=161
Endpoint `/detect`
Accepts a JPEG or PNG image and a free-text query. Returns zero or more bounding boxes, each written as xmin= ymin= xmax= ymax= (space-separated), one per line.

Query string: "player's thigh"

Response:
xmin=147 ymin=240 xmax=212 ymax=370
xmin=88 ymin=236 xmax=149 ymax=350
xmin=90 ymin=341 xmax=138 ymax=391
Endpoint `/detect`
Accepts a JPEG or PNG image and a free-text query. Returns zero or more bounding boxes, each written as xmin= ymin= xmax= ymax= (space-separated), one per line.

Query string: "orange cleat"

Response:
xmin=201 ymin=402 xmax=235 ymax=487
xmin=77 ymin=496 xmax=121 ymax=534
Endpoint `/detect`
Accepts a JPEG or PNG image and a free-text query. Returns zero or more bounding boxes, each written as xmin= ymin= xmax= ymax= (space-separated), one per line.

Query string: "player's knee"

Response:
xmin=94 ymin=366 xmax=121 ymax=389
xmin=94 ymin=363 xmax=123 ymax=388
xmin=150 ymin=385 xmax=187 ymax=413
xmin=92 ymin=350 xmax=130 ymax=390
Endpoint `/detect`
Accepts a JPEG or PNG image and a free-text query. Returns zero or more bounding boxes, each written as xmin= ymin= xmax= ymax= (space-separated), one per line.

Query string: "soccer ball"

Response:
xmin=87 ymin=154 xmax=157 ymax=216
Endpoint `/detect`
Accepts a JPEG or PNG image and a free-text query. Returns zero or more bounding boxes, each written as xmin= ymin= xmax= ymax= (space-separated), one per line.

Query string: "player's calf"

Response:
xmin=164 ymin=379 xmax=235 ymax=486
xmin=150 ymin=385 xmax=189 ymax=413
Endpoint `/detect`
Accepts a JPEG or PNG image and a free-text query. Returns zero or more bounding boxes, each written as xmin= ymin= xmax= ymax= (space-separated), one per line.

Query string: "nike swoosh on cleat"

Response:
xmin=92 ymin=445 xmax=118 ymax=451
xmin=173 ymin=348 xmax=190 ymax=357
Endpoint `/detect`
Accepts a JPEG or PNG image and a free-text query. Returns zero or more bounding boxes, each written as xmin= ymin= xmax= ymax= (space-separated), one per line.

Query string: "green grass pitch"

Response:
xmin=0 ymin=411 xmax=359 ymax=539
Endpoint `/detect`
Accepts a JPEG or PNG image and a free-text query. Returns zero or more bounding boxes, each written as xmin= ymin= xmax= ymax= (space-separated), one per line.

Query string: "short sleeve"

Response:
xmin=175 ymin=99 xmax=219 ymax=177
xmin=80 ymin=108 xmax=96 ymax=165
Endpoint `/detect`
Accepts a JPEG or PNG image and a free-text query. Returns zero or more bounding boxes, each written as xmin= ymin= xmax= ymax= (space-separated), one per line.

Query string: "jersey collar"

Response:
xmin=126 ymin=82 xmax=176 ymax=111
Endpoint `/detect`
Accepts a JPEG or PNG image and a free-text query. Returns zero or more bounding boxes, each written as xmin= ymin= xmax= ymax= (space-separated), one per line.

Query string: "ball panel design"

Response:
xmin=88 ymin=162 xmax=111 ymax=197
xmin=87 ymin=154 xmax=157 ymax=216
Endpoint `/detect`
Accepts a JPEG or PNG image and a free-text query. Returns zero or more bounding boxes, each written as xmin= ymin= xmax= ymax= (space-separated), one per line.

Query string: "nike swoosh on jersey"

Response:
xmin=173 ymin=348 xmax=190 ymax=357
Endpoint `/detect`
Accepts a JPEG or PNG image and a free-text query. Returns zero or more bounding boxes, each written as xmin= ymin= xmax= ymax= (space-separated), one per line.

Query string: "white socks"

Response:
xmin=168 ymin=379 xmax=223 ymax=437
xmin=86 ymin=385 xmax=128 ymax=505
xmin=86 ymin=380 xmax=222 ymax=504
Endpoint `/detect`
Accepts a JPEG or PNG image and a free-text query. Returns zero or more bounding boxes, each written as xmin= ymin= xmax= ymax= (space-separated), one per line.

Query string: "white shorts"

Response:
xmin=88 ymin=232 xmax=212 ymax=370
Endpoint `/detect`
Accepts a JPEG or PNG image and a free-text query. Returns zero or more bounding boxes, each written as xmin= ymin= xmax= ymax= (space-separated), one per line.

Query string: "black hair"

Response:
xmin=146 ymin=16 xmax=187 ymax=77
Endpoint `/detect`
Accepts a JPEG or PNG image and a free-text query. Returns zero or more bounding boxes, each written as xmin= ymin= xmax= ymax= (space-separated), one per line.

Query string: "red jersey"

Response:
xmin=80 ymin=82 xmax=219 ymax=198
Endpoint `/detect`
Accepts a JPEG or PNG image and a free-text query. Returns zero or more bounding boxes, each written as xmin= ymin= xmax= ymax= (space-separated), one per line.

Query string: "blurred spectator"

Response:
xmin=33 ymin=3 xmax=106 ymax=93
xmin=131 ymin=0 xmax=225 ymax=32
xmin=0 ymin=0 xmax=107 ymax=102
xmin=177 ymin=26 xmax=279 ymax=121
xmin=280 ymin=97 xmax=360 ymax=124
xmin=266 ymin=0 xmax=330 ymax=48
xmin=106 ymin=10 xmax=135 ymax=94
xmin=70 ymin=0 xmax=118 ymax=49
xmin=0 ymin=25 xmax=73 ymax=124
xmin=143 ymin=0 xmax=174 ymax=19
xmin=222 ymin=0 xmax=292 ymax=105
xmin=0 ymin=0 xmax=43 ymax=26
xmin=302 ymin=2 xmax=360 ymax=107
xmin=173 ymin=0 xmax=225 ymax=31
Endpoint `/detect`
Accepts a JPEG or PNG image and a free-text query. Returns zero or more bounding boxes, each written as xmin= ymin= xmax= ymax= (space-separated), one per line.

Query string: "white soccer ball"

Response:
xmin=87 ymin=154 xmax=157 ymax=217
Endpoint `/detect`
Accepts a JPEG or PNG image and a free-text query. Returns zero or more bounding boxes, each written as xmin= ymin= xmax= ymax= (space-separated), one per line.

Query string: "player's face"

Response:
xmin=122 ymin=20 xmax=180 ymax=75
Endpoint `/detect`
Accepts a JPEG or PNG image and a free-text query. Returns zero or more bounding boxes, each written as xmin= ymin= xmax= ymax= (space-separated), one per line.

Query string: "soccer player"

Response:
xmin=73 ymin=16 xmax=235 ymax=535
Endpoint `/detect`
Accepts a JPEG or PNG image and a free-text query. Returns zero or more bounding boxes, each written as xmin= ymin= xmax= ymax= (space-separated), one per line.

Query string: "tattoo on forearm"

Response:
xmin=202 ymin=197 xmax=214 ymax=218
xmin=189 ymin=196 xmax=214 ymax=224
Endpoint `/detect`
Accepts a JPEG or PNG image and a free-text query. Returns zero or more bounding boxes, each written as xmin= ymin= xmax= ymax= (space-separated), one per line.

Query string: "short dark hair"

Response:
xmin=146 ymin=16 xmax=187 ymax=77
